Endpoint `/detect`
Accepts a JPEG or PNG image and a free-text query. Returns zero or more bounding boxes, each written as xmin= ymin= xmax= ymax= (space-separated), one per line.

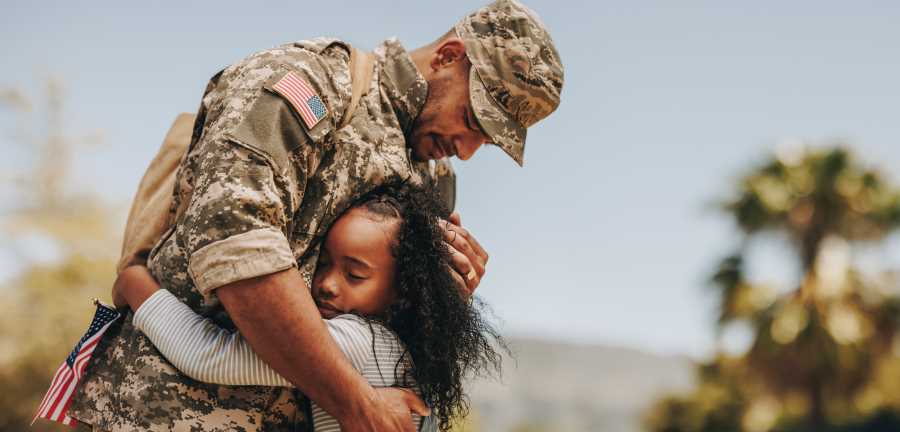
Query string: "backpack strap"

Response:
xmin=340 ymin=47 xmax=376 ymax=128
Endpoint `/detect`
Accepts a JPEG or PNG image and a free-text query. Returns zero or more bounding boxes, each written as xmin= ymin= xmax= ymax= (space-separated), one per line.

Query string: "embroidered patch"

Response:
xmin=271 ymin=71 xmax=328 ymax=129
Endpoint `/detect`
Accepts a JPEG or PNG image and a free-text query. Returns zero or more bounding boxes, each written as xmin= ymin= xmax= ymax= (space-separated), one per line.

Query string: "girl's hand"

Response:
xmin=112 ymin=277 xmax=129 ymax=309
xmin=112 ymin=265 xmax=161 ymax=311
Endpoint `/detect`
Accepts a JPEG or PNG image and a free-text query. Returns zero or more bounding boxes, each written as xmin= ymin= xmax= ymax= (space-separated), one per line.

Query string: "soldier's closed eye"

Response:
xmin=463 ymin=107 xmax=482 ymax=134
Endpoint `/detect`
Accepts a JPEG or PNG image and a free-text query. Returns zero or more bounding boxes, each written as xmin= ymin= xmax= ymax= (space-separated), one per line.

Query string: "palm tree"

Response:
xmin=713 ymin=147 xmax=900 ymax=431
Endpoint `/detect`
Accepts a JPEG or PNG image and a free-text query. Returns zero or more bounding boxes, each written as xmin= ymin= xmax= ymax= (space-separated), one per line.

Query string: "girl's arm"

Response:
xmin=133 ymin=289 xmax=295 ymax=386
xmin=117 ymin=266 xmax=373 ymax=386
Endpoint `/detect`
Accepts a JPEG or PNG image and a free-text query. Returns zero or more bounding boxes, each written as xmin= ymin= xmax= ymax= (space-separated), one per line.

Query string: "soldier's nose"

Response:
xmin=455 ymin=137 xmax=484 ymax=160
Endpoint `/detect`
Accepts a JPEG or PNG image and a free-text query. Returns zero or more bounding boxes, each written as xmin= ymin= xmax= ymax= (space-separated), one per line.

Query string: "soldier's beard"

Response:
xmin=408 ymin=75 xmax=454 ymax=162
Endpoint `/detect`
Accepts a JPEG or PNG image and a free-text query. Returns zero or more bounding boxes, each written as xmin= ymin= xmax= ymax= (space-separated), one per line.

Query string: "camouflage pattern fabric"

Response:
xmin=456 ymin=0 xmax=565 ymax=166
xmin=69 ymin=37 xmax=444 ymax=432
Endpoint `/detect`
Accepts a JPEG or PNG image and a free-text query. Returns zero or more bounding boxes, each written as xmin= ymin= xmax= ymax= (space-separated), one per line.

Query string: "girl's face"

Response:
xmin=312 ymin=207 xmax=398 ymax=319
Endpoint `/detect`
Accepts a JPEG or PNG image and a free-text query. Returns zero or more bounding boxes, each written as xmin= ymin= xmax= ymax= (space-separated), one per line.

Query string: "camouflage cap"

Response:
xmin=455 ymin=0 xmax=564 ymax=166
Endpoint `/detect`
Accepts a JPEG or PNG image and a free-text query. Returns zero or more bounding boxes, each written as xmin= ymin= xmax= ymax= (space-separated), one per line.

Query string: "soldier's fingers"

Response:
xmin=443 ymin=226 xmax=485 ymax=277
xmin=440 ymin=217 xmax=488 ymax=266
xmin=442 ymin=225 xmax=457 ymax=243
xmin=446 ymin=263 xmax=472 ymax=297
xmin=448 ymin=212 xmax=462 ymax=226
xmin=438 ymin=217 xmax=454 ymax=234
xmin=401 ymin=389 xmax=431 ymax=417
xmin=460 ymin=239 xmax=485 ymax=278
xmin=444 ymin=242 xmax=479 ymax=293
xmin=444 ymin=241 xmax=473 ymax=275
xmin=374 ymin=387 xmax=423 ymax=432
xmin=463 ymin=228 xmax=489 ymax=265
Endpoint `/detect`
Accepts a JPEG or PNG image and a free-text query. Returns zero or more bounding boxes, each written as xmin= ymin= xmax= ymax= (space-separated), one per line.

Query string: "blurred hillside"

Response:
xmin=468 ymin=338 xmax=694 ymax=432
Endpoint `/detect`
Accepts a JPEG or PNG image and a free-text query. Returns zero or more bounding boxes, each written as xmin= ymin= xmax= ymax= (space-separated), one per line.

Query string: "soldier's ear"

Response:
xmin=431 ymin=38 xmax=467 ymax=71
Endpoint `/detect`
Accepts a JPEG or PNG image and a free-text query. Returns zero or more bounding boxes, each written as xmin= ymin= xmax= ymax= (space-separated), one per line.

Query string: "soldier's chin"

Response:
xmin=409 ymin=136 xmax=432 ymax=162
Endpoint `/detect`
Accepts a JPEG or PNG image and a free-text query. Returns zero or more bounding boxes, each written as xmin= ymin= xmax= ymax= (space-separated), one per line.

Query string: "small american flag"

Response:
xmin=271 ymin=71 xmax=329 ymax=129
xmin=33 ymin=299 xmax=120 ymax=428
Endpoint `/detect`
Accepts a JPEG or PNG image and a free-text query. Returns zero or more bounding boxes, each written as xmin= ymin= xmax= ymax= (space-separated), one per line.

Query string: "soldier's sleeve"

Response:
xmin=179 ymin=50 xmax=349 ymax=297
xmin=179 ymin=135 xmax=300 ymax=297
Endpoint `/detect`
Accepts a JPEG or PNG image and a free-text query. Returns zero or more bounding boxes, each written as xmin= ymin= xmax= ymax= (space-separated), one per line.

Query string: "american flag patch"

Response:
xmin=271 ymin=71 xmax=329 ymax=129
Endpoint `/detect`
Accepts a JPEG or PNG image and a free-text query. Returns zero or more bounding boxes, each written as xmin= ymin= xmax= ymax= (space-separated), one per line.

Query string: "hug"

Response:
xmin=42 ymin=1 xmax=564 ymax=431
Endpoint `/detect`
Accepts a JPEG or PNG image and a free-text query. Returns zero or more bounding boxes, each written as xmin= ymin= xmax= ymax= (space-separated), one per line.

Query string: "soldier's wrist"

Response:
xmin=337 ymin=384 xmax=381 ymax=428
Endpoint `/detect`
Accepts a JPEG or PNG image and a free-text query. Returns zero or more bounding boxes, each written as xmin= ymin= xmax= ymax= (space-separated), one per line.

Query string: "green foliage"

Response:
xmin=644 ymin=356 xmax=750 ymax=432
xmin=647 ymin=146 xmax=900 ymax=432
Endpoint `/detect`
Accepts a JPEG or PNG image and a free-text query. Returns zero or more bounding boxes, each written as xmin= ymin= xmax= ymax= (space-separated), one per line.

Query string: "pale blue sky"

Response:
xmin=2 ymin=0 xmax=899 ymax=357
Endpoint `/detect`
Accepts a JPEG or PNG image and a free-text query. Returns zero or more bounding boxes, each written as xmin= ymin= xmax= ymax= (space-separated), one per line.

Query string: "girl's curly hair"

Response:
xmin=353 ymin=183 xmax=506 ymax=431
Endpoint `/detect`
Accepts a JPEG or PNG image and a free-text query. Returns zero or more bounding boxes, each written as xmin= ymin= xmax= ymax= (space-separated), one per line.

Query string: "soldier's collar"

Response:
xmin=376 ymin=38 xmax=428 ymax=137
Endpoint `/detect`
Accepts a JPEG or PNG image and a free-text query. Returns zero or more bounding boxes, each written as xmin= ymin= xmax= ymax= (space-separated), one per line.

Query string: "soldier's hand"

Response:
xmin=441 ymin=212 xmax=488 ymax=296
xmin=340 ymin=387 xmax=429 ymax=432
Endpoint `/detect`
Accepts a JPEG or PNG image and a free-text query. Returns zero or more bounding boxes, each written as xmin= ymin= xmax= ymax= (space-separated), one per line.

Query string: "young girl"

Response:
xmin=113 ymin=183 xmax=504 ymax=432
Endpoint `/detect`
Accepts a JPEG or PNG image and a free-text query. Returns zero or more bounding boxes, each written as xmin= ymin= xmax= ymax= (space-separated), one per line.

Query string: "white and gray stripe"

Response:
xmin=133 ymin=289 xmax=431 ymax=432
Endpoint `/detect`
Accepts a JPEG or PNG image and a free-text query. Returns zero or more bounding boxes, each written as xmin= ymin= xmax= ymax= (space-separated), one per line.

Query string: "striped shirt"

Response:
xmin=133 ymin=290 xmax=434 ymax=432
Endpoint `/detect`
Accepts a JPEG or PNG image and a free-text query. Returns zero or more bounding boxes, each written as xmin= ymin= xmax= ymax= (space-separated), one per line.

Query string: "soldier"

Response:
xmin=70 ymin=0 xmax=563 ymax=431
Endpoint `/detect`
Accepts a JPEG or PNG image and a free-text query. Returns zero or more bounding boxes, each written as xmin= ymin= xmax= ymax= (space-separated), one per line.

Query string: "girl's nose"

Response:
xmin=314 ymin=274 xmax=339 ymax=300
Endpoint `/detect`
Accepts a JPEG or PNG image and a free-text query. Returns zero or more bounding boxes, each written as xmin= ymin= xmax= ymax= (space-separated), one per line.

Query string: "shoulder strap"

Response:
xmin=340 ymin=47 xmax=376 ymax=128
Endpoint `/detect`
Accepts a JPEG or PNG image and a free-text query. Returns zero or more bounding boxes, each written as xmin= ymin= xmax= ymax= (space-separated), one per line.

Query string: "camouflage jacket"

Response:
xmin=70 ymin=38 xmax=454 ymax=432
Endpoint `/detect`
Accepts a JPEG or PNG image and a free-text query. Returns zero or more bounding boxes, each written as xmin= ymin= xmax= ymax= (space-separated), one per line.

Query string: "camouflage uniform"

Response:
xmin=69 ymin=38 xmax=440 ymax=432
xmin=70 ymin=0 xmax=563 ymax=430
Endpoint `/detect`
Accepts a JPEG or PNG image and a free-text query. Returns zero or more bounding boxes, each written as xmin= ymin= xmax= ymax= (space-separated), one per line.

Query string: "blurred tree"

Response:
xmin=0 ymin=80 xmax=117 ymax=431
xmin=646 ymin=147 xmax=900 ymax=432
xmin=643 ymin=355 xmax=748 ymax=432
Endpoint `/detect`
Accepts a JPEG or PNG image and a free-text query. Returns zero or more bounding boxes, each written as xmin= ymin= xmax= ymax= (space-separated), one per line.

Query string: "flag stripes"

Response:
xmin=33 ymin=300 xmax=120 ymax=428
xmin=272 ymin=71 xmax=328 ymax=129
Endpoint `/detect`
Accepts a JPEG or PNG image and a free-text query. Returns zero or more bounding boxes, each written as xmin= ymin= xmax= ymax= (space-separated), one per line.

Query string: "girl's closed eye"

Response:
xmin=346 ymin=259 xmax=374 ymax=281
xmin=347 ymin=272 xmax=367 ymax=281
